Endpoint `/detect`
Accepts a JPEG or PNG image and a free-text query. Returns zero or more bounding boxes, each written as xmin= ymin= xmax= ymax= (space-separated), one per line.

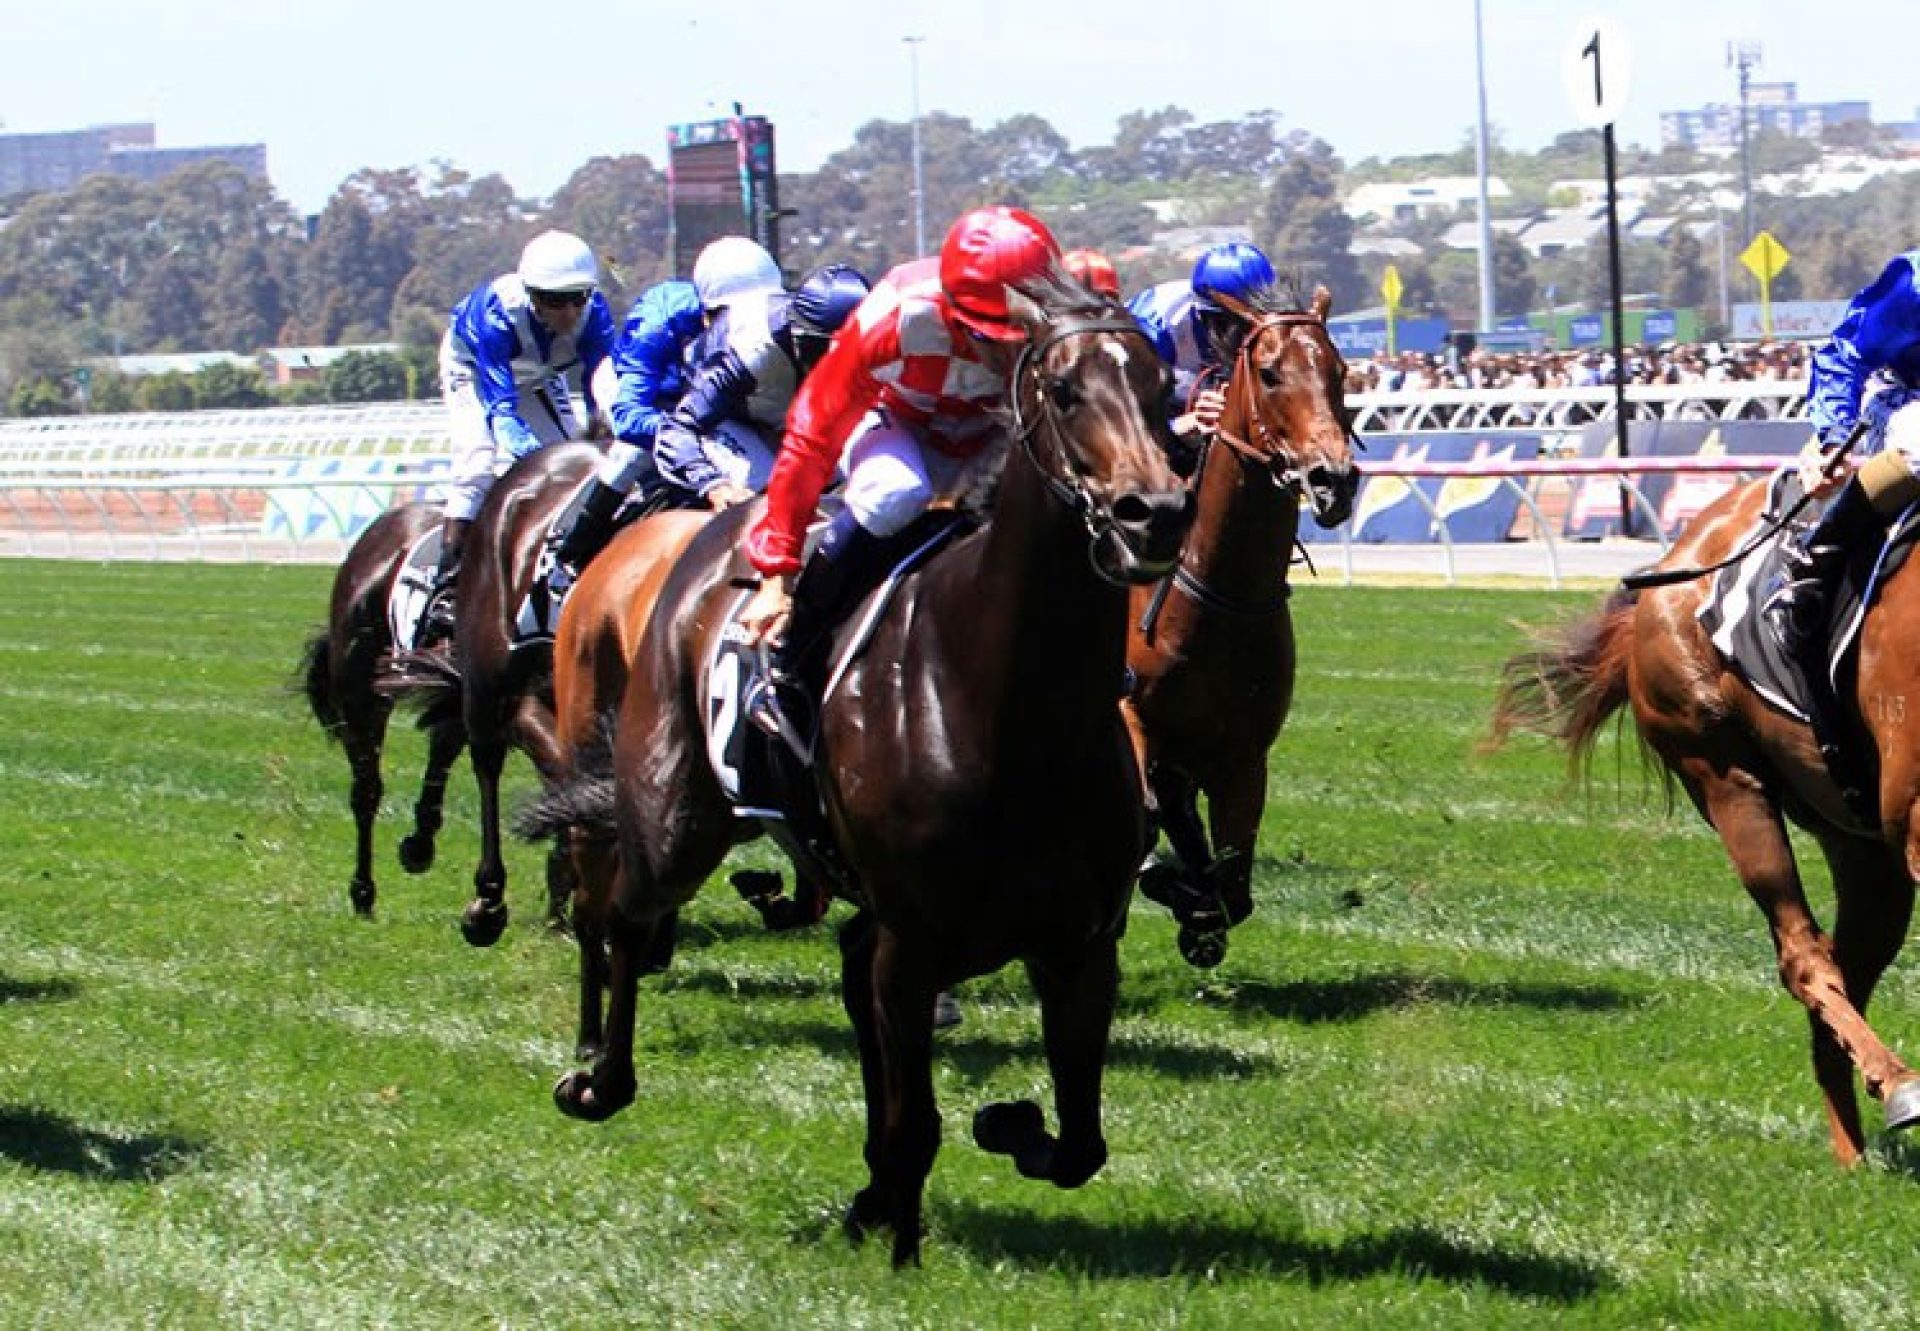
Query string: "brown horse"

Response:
xmin=299 ymin=502 xmax=466 ymax=916
xmin=1490 ymin=477 xmax=1920 ymax=1165
xmin=384 ymin=444 xmax=601 ymax=944
xmin=522 ymin=272 xmax=1192 ymax=1265
xmin=1123 ymin=284 xmax=1359 ymax=966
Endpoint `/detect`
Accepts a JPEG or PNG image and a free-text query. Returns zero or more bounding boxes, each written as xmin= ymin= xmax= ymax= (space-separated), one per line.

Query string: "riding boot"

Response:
xmin=758 ymin=508 xmax=885 ymax=738
xmin=551 ymin=479 xmax=627 ymax=581
xmin=1764 ymin=452 xmax=1919 ymax=660
xmin=417 ymin=518 xmax=469 ymax=648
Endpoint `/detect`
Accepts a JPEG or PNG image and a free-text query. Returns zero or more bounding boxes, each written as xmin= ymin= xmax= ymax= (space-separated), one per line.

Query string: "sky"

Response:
xmin=9 ymin=0 xmax=1907 ymax=215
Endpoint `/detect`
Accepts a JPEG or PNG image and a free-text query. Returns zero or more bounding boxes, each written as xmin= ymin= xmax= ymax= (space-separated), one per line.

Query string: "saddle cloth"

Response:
xmin=388 ymin=526 xmax=444 ymax=654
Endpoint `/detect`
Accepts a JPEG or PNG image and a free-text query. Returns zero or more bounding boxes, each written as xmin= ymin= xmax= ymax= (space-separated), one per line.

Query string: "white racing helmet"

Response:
xmin=693 ymin=236 xmax=782 ymax=310
xmin=518 ymin=230 xmax=599 ymax=294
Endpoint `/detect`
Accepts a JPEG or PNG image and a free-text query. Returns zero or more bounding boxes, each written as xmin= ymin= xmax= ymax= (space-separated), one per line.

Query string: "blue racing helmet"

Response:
xmin=792 ymin=263 xmax=873 ymax=337
xmin=1190 ymin=242 xmax=1275 ymax=311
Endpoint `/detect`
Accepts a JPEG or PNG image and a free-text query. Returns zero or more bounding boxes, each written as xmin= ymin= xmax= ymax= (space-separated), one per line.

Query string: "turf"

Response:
xmin=2 ymin=560 xmax=1918 ymax=1329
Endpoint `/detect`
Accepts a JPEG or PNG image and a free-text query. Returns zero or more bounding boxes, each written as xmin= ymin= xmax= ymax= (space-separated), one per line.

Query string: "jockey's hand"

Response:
xmin=740 ymin=575 xmax=795 ymax=647
xmin=1796 ymin=435 xmax=1850 ymax=499
xmin=706 ymin=482 xmax=752 ymax=511
xmin=1184 ymin=387 xmax=1227 ymax=435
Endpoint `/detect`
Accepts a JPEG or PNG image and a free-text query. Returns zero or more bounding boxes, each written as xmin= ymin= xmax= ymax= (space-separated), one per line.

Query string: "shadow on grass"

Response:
xmin=936 ymin=1202 xmax=1607 ymax=1300
xmin=0 ymin=974 xmax=80 ymax=1004
xmin=0 ymin=1106 xmax=201 ymax=1182
xmin=1183 ymin=970 xmax=1637 ymax=1025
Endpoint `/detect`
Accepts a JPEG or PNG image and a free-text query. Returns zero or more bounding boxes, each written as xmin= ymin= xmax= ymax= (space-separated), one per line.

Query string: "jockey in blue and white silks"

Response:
xmin=1765 ymin=249 xmax=1920 ymax=656
xmin=415 ymin=230 xmax=612 ymax=645
xmin=654 ymin=263 xmax=872 ymax=509
xmin=1126 ymin=242 xmax=1276 ymax=475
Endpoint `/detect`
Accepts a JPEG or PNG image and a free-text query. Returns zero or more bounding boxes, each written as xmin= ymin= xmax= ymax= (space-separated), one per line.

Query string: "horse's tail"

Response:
xmin=297 ymin=631 xmax=343 ymax=741
xmin=1487 ymin=587 xmax=1639 ymax=773
xmin=512 ymin=710 xmax=618 ymax=844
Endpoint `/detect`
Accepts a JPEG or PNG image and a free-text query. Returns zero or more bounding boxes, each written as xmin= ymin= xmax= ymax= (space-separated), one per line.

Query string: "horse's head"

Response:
xmin=1212 ymin=284 xmax=1360 ymax=529
xmin=1004 ymin=270 xmax=1193 ymax=581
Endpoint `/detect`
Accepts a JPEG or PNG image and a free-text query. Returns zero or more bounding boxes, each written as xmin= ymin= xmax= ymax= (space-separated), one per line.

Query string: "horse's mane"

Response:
xmin=1010 ymin=263 xmax=1129 ymax=325
xmin=1238 ymin=273 xmax=1313 ymax=318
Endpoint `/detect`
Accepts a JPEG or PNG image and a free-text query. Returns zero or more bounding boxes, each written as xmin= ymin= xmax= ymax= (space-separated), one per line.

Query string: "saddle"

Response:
xmin=511 ymin=481 xmax=691 ymax=649
xmin=1697 ymin=470 xmax=1920 ymax=820
xmin=389 ymin=526 xmax=445 ymax=655
xmin=699 ymin=510 xmax=972 ymax=902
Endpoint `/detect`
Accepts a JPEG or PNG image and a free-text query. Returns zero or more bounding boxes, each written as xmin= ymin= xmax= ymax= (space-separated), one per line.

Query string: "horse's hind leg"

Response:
xmin=1819 ymin=833 xmax=1920 ymax=1152
xmin=978 ymin=938 xmax=1116 ymax=1190
xmin=512 ymin=694 xmax=573 ymax=931
xmin=461 ymin=733 xmax=512 ymax=946
xmin=1693 ymin=768 xmax=1916 ymax=1163
xmin=398 ymin=720 xmax=463 ymax=875
xmin=340 ymin=699 xmax=392 ymax=917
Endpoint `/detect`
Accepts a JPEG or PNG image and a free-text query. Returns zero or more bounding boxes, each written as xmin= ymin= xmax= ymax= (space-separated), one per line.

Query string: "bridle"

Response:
xmin=1207 ymin=310 xmax=1361 ymax=495
xmin=1008 ymin=314 xmax=1168 ymax=584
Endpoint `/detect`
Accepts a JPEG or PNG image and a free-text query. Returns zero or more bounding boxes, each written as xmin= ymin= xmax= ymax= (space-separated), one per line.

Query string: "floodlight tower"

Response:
xmin=1727 ymin=40 xmax=1762 ymax=245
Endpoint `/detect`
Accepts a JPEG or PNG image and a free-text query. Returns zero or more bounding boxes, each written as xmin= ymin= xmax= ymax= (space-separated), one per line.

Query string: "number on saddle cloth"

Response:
xmin=389 ymin=526 xmax=445 ymax=653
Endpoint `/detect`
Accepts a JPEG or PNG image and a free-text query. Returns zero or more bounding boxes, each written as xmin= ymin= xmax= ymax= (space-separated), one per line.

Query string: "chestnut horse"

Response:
xmin=299 ymin=502 xmax=465 ymax=916
xmin=523 ymin=272 xmax=1192 ymax=1265
xmin=1490 ymin=477 xmax=1920 ymax=1165
xmin=1123 ymin=284 xmax=1359 ymax=966
xmin=383 ymin=444 xmax=600 ymax=943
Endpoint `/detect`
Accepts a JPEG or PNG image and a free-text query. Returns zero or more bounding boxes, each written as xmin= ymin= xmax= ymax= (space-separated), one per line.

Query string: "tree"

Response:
xmin=324 ymin=350 xmax=411 ymax=403
xmin=6 ymin=376 xmax=76 ymax=417
xmin=1260 ymin=138 xmax=1364 ymax=312
xmin=192 ymin=361 xmax=271 ymax=409
xmin=135 ymin=373 xmax=197 ymax=412
xmin=1662 ymin=222 xmax=1712 ymax=309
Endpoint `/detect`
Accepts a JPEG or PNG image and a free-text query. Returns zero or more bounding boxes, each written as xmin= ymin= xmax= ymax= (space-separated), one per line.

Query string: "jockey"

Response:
xmin=542 ymin=275 xmax=708 ymax=580
xmin=653 ymin=262 xmax=872 ymax=511
xmin=1765 ymin=250 xmax=1920 ymax=655
xmin=419 ymin=230 xmax=615 ymax=645
xmin=1063 ymin=247 xmax=1122 ymax=299
xmin=738 ymin=205 xmax=1063 ymax=727
xmin=1127 ymin=241 xmax=1276 ymax=472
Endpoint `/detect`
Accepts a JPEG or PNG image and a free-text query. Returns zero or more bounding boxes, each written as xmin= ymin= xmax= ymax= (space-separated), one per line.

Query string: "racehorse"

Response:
xmin=298 ymin=503 xmax=465 ymax=916
xmin=1489 ymin=477 xmax=1920 ymax=1166
xmin=1123 ymin=284 xmax=1359 ymax=966
xmin=545 ymin=507 xmax=710 ymax=1057
xmin=523 ymin=271 xmax=1193 ymax=1265
xmin=383 ymin=444 xmax=601 ymax=944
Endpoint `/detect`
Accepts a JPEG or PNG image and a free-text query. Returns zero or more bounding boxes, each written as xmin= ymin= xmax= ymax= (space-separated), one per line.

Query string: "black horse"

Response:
xmin=523 ymin=270 xmax=1193 ymax=1265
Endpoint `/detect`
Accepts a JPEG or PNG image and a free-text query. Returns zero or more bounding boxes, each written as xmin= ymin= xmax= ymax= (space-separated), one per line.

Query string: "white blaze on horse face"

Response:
xmin=1103 ymin=341 xmax=1131 ymax=372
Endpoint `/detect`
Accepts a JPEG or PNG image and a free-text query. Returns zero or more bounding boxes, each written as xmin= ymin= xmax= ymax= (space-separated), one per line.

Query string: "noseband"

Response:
xmin=1009 ymin=316 xmax=1165 ymax=582
xmin=1209 ymin=311 xmax=1359 ymax=494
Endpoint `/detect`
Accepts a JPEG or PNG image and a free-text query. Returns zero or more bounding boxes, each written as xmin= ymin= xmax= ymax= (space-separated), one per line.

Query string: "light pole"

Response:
xmin=904 ymin=35 xmax=927 ymax=258
xmin=1727 ymin=40 xmax=1761 ymax=245
xmin=1472 ymin=0 xmax=1496 ymax=334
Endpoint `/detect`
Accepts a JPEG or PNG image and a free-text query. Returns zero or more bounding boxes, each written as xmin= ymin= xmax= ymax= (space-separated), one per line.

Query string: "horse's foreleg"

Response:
xmin=979 ymin=938 xmax=1115 ymax=1191
xmin=1820 ymin=833 xmax=1920 ymax=1147
xmin=1203 ymin=759 xmax=1269 ymax=928
xmin=553 ymin=857 xmax=644 ymax=1122
xmin=399 ymin=720 xmax=463 ymax=875
xmin=510 ymin=696 xmax=571 ymax=929
xmin=837 ymin=911 xmax=891 ymax=1244
xmin=869 ymin=924 xmax=940 ymax=1268
xmin=1695 ymin=767 xmax=1915 ymax=1163
xmin=568 ymin=826 xmax=615 ymax=1060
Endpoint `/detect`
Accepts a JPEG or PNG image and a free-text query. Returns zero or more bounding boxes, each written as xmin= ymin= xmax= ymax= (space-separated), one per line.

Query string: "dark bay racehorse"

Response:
xmin=525 ymin=272 xmax=1192 ymax=1265
xmin=299 ymin=503 xmax=465 ymax=915
xmin=1491 ymin=477 xmax=1920 ymax=1165
xmin=1124 ymin=284 xmax=1358 ymax=965
xmin=383 ymin=444 xmax=600 ymax=943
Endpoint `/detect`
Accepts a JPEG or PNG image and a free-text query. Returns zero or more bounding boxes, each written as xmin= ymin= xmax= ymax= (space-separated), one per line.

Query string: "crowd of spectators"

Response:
xmin=1347 ymin=340 xmax=1813 ymax=394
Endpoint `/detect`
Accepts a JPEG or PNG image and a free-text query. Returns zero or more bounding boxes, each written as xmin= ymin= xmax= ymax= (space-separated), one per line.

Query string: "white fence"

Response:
xmin=0 ymin=386 xmax=1811 ymax=576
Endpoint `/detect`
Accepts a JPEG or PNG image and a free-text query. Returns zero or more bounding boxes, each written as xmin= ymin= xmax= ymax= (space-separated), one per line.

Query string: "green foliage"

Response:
xmin=1663 ymin=224 xmax=1712 ymax=311
xmin=5 ymin=375 xmax=76 ymax=416
xmin=1491 ymin=231 xmax=1536 ymax=318
xmin=190 ymin=361 xmax=271 ymax=410
xmin=133 ymin=372 xmax=196 ymax=412
xmin=322 ymin=349 xmax=410 ymax=403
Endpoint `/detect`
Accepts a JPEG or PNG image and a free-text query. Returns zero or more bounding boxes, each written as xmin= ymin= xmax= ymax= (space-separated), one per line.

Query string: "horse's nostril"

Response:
xmin=1111 ymin=493 xmax=1152 ymax=526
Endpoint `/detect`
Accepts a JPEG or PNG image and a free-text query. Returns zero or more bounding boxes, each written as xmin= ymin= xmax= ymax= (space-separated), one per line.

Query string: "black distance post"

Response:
xmin=1604 ymin=122 xmax=1632 ymax=539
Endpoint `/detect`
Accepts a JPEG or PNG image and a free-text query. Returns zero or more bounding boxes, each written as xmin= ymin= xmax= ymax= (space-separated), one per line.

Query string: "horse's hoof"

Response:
xmin=397 ymin=834 xmax=435 ymax=874
xmin=1048 ymin=1135 xmax=1109 ymax=1190
xmin=1885 ymin=1079 xmax=1920 ymax=1132
xmin=552 ymin=1070 xmax=631 ymax=1122
xmin=1177 ymin=924 xmax=1228 ymax=969
xmin=932 ymin=992 xmax=963 ymax=1031
xmin=1138 ymin=862 xmax=1184 ymax=912
xmin=843 ymin=1188 xmax=887 ymax=1245
xmin=973 ymin=1099 xmax=1046 ymax=1156
xmin=460 ymin=899 xmax=509 ymax=947
xmin=890 ymin=1232 xmax=923 ymax=1270
xmin=348 ymin=880 xmax=376 ymax=917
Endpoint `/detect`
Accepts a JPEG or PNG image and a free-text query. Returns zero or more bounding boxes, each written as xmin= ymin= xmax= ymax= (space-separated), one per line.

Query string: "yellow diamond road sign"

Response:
xmin=1381 ymin=264 xmax=1403 ymax=309
xmin=1741 ymin=231 xmax=1790 ymax=284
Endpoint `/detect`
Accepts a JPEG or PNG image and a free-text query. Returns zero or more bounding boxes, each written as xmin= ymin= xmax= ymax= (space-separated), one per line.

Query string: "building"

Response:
xmin=1660 ymin=83 xmax=1869 ymax=153
xmin=0 ymin=123 xmax=268 ymax=197
xmin=1345 ymin=176 xmax=1512 ymax=225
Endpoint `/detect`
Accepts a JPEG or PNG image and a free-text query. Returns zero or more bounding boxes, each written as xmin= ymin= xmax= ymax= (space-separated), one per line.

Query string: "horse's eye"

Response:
xmin=1047 ymin=377 xmax=1078 ymax=412
xmin=1257 ymin=366 xmax=1281 ymax=390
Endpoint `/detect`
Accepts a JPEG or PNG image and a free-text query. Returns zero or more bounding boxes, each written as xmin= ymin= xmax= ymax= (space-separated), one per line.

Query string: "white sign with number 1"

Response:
xmin=1564 ymin=17 xmax=1632 ymax=129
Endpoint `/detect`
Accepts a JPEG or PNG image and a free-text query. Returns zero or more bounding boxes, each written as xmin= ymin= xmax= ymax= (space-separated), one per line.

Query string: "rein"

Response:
xmin=1010 ymin=314 xmax=1164 ymax=584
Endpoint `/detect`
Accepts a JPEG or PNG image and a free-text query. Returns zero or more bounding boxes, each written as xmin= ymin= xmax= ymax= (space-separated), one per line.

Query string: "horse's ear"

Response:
xmin=1312 ymin=286 xmax=1332 ymax=321
xmin=1212 ymin=291 xmax=1257 ymax=323
xmin=1005 ymin=286 xmax=1046 ymax=336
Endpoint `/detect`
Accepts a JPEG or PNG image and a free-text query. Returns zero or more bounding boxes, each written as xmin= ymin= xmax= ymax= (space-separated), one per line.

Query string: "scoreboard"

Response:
xmin=666 ymin=110 xmax=781 ymax=278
